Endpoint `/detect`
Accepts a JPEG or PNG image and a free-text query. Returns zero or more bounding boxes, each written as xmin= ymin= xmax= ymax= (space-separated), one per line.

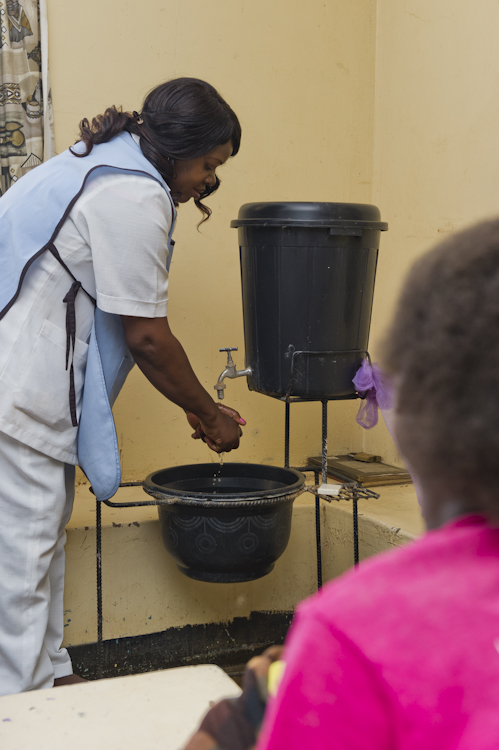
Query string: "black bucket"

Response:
xmin=143 ymin=463 xmax=305 ymax=583
xmin=231 ymin=202 xmax=388 ymax=400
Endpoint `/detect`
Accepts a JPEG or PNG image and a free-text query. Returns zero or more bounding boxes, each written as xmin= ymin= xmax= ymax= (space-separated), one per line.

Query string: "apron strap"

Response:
xmin=49 ymin=241 xmax=97 ymax=428
xmin=63 ymin=280 xmax=82 ymax=427
xmin=48 ymin=242 xmax=97 ymax=306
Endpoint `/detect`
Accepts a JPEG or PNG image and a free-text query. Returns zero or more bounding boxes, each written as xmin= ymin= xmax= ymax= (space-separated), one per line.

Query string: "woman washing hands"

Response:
xmin=0 ymin=77 xmax=244 ymax=695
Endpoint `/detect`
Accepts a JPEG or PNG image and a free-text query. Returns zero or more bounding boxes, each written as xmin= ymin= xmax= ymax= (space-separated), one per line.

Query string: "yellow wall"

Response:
xmin=363 ymin=0 xmax=499 ymax=463
xmin=47 ymin=0 xmax=376 ymax=480
xmin=46 ymin=0 xmax=499 ymax=645
xmin=48 ymin=0 xmax=499 ymax=481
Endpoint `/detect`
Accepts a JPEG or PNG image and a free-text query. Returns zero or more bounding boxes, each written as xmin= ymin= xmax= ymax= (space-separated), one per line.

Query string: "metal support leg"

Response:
xmin=284 ymin=401 xmax=290 ymax=468
xmin=96 ymin=499 xmax=103 ymax=679
xmin=321 ymin=400 xmax=328 ymax=485
xmin=315 ymin=497 xmax=322 ymax=590
xmin=315 ymin=400 xmax=328 ymax=590
xmin=353 ymin=492 xmax=359 ymax=566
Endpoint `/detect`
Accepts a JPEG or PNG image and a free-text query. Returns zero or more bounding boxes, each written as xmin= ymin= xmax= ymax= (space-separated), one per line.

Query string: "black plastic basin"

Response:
xmin=142 ymin=463 xmax=305 ymax=583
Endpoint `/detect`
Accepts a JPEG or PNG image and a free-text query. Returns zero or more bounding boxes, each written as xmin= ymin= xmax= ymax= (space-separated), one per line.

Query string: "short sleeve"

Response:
xmin=257 ymin=608 xmax=394 ymax=750
xmin=71 ymin=170 xmax=173 ymax=317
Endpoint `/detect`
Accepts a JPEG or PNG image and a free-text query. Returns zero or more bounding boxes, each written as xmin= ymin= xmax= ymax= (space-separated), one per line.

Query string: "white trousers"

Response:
xmin=0 ymin=432 xmax=75 ymax=695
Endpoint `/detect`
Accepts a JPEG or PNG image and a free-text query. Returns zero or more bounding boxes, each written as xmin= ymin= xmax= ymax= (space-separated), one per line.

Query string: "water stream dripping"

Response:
xmin=209 ymin=398 xmax=225 ymax=494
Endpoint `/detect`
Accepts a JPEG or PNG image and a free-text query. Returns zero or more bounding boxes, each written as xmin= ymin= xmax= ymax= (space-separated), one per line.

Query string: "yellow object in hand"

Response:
xmin=268 ymin=660 xmax=286 ymax=697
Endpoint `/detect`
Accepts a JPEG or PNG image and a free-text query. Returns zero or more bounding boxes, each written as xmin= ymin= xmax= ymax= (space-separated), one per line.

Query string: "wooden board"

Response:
xmin=308 ymin=454 xmax=412 ymax=487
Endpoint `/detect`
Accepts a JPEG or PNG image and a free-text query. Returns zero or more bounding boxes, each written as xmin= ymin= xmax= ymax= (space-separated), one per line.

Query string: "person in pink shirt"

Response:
xmin=257 ymin=218 xmax=499 ymax=749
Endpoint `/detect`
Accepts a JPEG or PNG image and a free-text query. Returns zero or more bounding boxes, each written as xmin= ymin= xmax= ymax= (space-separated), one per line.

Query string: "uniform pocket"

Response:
xmin=13 ymin=319 xmax=89 ymax=432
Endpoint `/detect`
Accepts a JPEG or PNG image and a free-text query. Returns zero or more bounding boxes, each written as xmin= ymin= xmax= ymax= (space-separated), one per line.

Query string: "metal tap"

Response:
xmin=214 ymin=347 xmax=252 ymax=400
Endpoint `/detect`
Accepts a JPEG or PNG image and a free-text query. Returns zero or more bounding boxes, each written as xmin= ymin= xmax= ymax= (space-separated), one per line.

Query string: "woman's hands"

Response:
xmin=120 ymin=315 xmax=245 ymax=454
xmin=186 ymin=404 xmax=246 ymax=453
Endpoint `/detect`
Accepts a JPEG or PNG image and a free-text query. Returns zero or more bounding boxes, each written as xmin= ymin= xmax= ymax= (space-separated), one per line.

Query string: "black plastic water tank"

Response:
xmin=231 ymin=202 xmax=388 ymax=400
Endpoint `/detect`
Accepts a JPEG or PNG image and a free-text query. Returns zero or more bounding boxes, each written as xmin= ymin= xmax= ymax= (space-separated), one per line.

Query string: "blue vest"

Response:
xmin=0 ymin=132 xmax=177 ymax=500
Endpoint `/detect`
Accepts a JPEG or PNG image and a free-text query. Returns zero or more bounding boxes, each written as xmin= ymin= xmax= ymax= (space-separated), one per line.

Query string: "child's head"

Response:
xmin=383 ymin=219 xmax=499 ymax=515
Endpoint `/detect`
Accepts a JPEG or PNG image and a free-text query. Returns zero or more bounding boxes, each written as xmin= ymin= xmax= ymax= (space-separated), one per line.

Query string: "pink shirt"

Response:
xmin=258 ymin=516 xmax=499 ymax=749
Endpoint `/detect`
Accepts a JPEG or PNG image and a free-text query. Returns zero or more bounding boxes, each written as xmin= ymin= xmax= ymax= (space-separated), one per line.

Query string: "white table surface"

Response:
xmin=0 ymin=665 xmax=241 ymax=750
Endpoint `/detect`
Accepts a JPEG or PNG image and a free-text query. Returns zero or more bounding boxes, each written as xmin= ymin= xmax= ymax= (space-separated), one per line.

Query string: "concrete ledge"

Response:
xmin=63 ymin=481 xmax=424 ymax=648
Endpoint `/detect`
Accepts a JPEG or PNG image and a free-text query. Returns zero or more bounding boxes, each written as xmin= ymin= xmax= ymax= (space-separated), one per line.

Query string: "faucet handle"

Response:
xmin=219 ymin=347 xmax=238 ymax=366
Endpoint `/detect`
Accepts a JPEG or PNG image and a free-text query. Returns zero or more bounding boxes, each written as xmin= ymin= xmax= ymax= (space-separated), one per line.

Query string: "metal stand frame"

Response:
xmin=284 ymin=399 xmax=380 ymax=589
xmin=95 ymin=484 xmax=156 ymax=677
xmin=282 ymin=348 xmax=380 ymax=590
xmin=94 ymin=349 xmax=379 ymax=673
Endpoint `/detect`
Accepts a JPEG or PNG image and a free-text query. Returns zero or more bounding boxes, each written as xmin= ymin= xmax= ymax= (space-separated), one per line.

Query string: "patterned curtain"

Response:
xmin=0 ymin=0 xmax=54 ymax=195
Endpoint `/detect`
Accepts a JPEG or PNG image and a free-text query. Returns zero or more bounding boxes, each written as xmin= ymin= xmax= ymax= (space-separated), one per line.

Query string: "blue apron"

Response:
xmin=0 ymin=132 xmax=176 ymax=500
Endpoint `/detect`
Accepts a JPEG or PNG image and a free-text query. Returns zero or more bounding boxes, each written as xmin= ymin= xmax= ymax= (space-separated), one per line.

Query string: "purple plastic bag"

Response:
xmin=355 ymin=390 xmax=379 ymax=429
xmin=371 ymin=364 xmax=393 ymax=411
xmin=352 ymin=358 xmax=375 ymax=392
xmin=352 ymin=359 xmax=394 ymax=429
xmin=351 ymin=360 xmax=423 ymax=506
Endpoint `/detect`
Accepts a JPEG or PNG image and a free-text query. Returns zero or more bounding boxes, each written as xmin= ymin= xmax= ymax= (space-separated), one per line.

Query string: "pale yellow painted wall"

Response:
xmin=47 ymin=0 xmax=376 ymax=482
xmin=47 ymin=0 xmax=499 ymax=647
xmin=45 ymin=1 xmax=499 ymax=482
xmin=363 ymin=0 xmax=499 ymax=463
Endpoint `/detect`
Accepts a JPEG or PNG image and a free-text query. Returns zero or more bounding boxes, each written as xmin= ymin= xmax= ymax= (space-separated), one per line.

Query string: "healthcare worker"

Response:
xmin=0 ymin=77 xmax=244 ymax=695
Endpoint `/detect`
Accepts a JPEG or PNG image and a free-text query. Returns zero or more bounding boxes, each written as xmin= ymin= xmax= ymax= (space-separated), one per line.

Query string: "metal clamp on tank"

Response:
xmin=214 ymin=347 xmax=252 ymax=400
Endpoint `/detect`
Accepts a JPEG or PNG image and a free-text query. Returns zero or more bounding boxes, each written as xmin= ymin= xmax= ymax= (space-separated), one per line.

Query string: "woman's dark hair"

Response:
xmin=382 ymin=218 xmax=499 ymax=499
xmin=73 ymin=77 xmax=241 ymax=224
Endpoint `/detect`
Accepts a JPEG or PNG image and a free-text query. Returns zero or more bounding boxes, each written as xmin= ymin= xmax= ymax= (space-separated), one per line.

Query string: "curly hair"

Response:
xmin=382 ymin=218 xmax=499 ymax=496
xmin=72 ymin=78 xmax=241 ymax=225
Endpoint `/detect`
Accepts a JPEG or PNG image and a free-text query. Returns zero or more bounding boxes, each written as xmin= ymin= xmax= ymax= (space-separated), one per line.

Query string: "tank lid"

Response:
xmin=231 ymin=202 xmax=388 ymax=230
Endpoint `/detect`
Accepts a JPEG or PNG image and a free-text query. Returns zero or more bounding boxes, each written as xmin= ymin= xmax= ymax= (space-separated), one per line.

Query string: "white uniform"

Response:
xmin=0 ymin=165 xmax=173 ymax=694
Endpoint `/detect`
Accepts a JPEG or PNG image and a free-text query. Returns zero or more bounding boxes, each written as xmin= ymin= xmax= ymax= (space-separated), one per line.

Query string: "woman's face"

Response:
xmin=168 ymin=141 xmax=233 ymax=203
